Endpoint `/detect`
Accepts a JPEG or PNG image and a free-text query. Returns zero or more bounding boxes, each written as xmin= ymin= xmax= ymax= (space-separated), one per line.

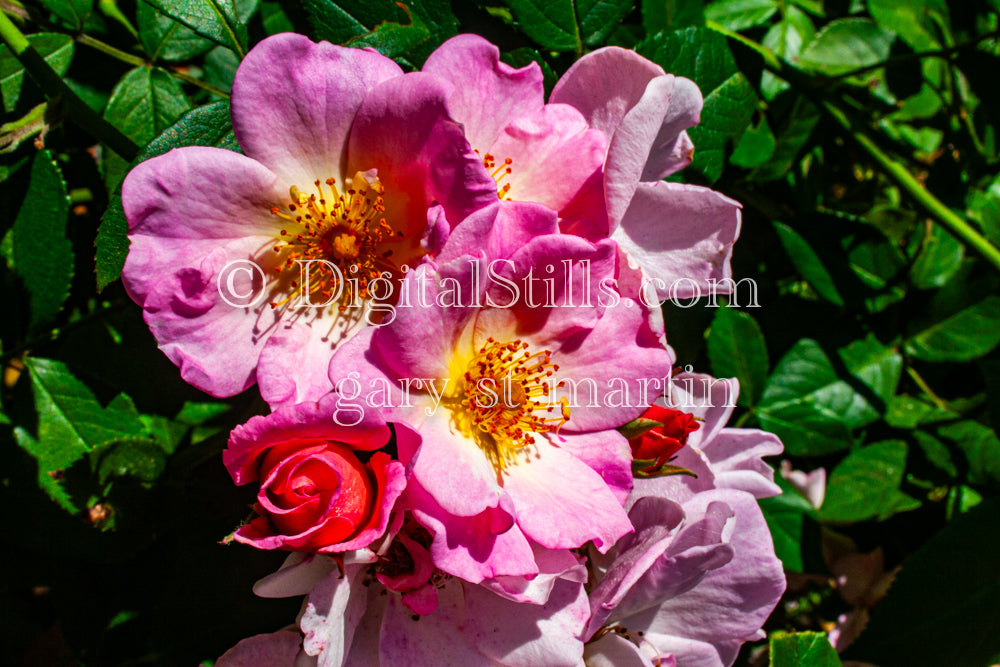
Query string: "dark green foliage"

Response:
xmin=4 ymin=0 xmax=1000 ymax=664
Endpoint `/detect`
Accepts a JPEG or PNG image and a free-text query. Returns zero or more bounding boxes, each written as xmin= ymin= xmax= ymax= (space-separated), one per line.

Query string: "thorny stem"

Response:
xmin=0 ymin=8 xmax=139 ymax=159
xmin=708 ymin=21 xmax=1000 ymax=275
xmin=76 ymin=34 xmax=231 ymax=98
xmin=906 ymin=366 xmax=952 ymax=413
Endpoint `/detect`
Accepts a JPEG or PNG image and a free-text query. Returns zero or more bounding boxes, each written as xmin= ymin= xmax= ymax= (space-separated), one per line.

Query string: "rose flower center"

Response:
xmin=450 ymin=337 xmax=569 ymax=472
xmin=268 ymin=171 xmax=403 ymax=310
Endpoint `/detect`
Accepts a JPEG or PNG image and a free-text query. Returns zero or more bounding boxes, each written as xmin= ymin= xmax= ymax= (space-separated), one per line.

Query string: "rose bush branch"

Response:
xmin=0 ymin=9 xmax=139 ymax=160
xmin=709 ymin=21 xmax=1000 ymax=275
xmin=75 ymin=34 xmax=231 ymax=98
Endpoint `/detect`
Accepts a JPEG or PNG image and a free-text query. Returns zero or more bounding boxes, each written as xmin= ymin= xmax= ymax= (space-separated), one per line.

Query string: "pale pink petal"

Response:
xmin=490 ymin=104 xmax=606 ymax=212
xmin=464 ymin=578 xmax=589 ymax=667
xmin=216 ymin=630 xmax=302 ymax=667
xmin=139 ymin=247 xmax=272 ymax=397
xmin=583 ymin=633 xmax=655 ymax=667
xmin=553 ymin=299 xmax=673 ymax=432
xmin=702 ymin=430 xmax=783 ymax=499
xmin=436 ymin=201 xmax=559 ymax=264
xmin=371 ymin=259 xmax=483 ymax=381
xmin=407 ymin=411 xmax=504 ymax=517
xmin=422 ymin=34 xmax=545 ymax=151
xmin=257 ymin=316 xmax=365 ymax=408
xmin=547 ymin=429 xmax=633 ymax=505
xmin=299 ymin=564 xmax=369 ymax=666
xmin=481 ymin=545 xmax=586 ymax=604
xmin=407 ymin=478 xmax=537 ymax=582
xmin=641 ymin=77 xmax=702 ymax=181
xmin=613 ymin=181 xmax=741 ymax=301
xmin=603 ymin=74 xmax=675 ymax=226
xmin=503 ymin=439 xmax=633 ymax=552
xmin=634 ymin=490 xmax=786 ymax=647
xmin=379 ymin=583 xmax=495 ymax=665
xmin=551 ymin=47 xmax=665 ymax=139
xmin=604 ymin=76 xmax=703 ymax=226
xmin=122 ymin=147 xmax=283 ymax=304
xmin=253 ymin=553 xmax=341 ymax=599
xmin=231 ymin=33 xmax=402 ymax=187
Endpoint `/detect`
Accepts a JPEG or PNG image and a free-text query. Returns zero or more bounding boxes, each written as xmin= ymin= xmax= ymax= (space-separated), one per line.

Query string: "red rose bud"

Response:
xmin=222 ymin=398 xmax=409 ymax=554
xmin=256 ymin=441 xmax=375 ymax=546
xmin=628 ymin=404 xmax=699 ymax=472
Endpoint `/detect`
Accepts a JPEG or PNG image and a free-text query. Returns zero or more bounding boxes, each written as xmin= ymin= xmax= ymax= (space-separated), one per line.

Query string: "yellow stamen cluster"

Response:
xmin=476 ymin=150 xmax=513 ymax=199
xmin=268 ymin=172 xmax=401 ymax=310
xmin=455 ymin=337 xmax=569 ymax=470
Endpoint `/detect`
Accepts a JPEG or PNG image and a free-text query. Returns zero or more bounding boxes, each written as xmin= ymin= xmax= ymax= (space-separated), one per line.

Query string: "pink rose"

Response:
xmin=223 ymin=395 xmax=408 ymax=553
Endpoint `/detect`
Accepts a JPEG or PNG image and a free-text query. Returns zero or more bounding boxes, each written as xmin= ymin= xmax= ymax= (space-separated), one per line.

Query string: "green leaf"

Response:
xmin=347 ymin=0 xmax=458 ymax=65
xmin=772 ymin=222 xmax=844 ymax=306
xmin=502 ymin=0 xmax=634 ymax=52
xmin=885 ymin=395 xmax=957 ymax=428
xmin=838 ymin=335 xmax=903 ymax=410
xmin=770 ymin=631 xmax=842 ymax=667
xmin=846 ymin=232 xmax=907 ymax=291
xmin=642 ymin=0 xmax=705 ymax=34
xmin=706 ymin=306 xmax=768 ymax=407
xmin=575 ymin=0 xmax=636 ymax=48
xmin=818 ymin=440 xmax=920 ymax=523
xmin=704 ymin=0 xmax=778 ymax=31
xmin=798 ymin=18 xmax=894 ymax=76
xmin=176 ymin=400 xmax=232 ymax=425
xmin=909 ymin=223 xmax=964 ymax=289
xmin=756 ymin=400 xmax=853 ymax=457
xmin=967 ymin=179 xmax=1000 ymax=248
xmin=730 ymin=116 xmax=775 ymax=168
xmin=634 ymin=27 xmax=757 ymax=182
xmin=618 ymin=417 xmax=664 ymax=440
xmin=761 ymin=5 xmax=815 ymax=99
xmin=845 ymin=499 xmax=1000 ymax=667
xmin=96 ymin=438 xmax=168 ymax=484
xmin=0 ymin=33 xmax=74 ymax=114
xmin=96 ymin=101 xmax=238 ymax=290
xmin=502 ymin=0 xmax=578 ymax=52
xmin=867 ymin=0 xmax=947 ymax=51
xmin=637 ymin=27 xmax=737 ymax=94
xmin=203 ymin=46 xmax=241 ymax=94
xmin=302 ymin=0 xmax=407 ymax=45
xmin=905 ymin=296 xmax=1000 ymax=362
xmin=138 ymin=0 xmax=215 ymax=62
xmin=14 ymin=358 xmax=145 ymax=512
xmin=140 ymin=0 xmax=249 ymax=56
xmin=39 ymin=0 xmax=96 ymax=30
xmin=102 ymin=66 xmax=192 ymax=192
xmin=260 ymin=0 xmax=295 ymax=34
xmin=937 ymin=421 xmax=1000 ymax=488
xmin=758 ymin=337 xmax=900 ymax=455
xmin=912 ymin=431 xmax=958 ymax=478
xmin=632 ymin=461 xmax=698 ymax=478
xmin=759 ymin=475 xmax=816 ymax=573
xmin=12 ymin=150 xmax=72 ymax=331
xmin=753 ymin=96 xmax=819 ymax=181
xmin=688 ymin=73 xmax=756 ymax=183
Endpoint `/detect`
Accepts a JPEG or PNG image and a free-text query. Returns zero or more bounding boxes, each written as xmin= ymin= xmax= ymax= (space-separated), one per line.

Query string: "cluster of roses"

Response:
xmin=122 ymin=32 xmax=786 ymax=667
